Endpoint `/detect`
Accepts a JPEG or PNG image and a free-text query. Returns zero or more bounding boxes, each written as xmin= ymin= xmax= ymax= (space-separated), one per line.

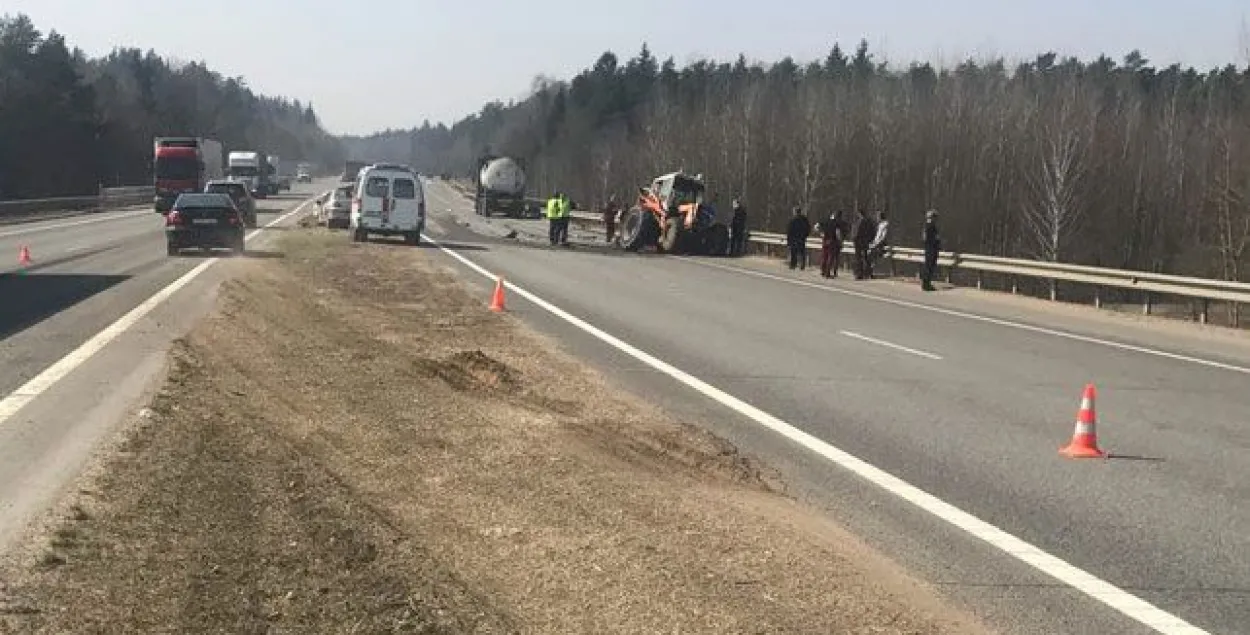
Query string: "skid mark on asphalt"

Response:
xmin=427 ymin=234 xmax=1212 ymax=635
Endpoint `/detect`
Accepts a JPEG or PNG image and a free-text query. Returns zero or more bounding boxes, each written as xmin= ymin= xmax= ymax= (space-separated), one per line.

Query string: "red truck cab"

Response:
xmin=153 ymin=137 xmax=223 ymax=212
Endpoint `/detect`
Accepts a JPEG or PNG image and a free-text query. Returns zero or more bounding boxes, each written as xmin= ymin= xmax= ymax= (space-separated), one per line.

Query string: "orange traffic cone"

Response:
xmin=1060 ymin=383 xmax=1107 ymax=459
xmin=17 ymin=245 xmax=32 ymax=267
xmin=489 ymin=277 xmax=506 ymax=312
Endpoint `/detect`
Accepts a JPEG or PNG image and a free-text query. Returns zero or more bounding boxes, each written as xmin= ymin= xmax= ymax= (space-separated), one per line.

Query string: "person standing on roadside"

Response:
xmin=786 ymin=206 xmax=812 ymax=271
xmin=729 ymin=198 xmax=748 ymax=256
xmin=819 ymin=210 xmax=848 ymax=278
xmin=556 ymin=192 xmax=572 ymax=246
xmin=867 ymin=211 xmax=890 ymax=278
xmin=920 ymin=209 xmax=941 ymax=291
xmin=546 ymin=192 xmax=563 ymax=246
xmin=852 ymin=209 xmax=876 ymax=279
xmin=602 ymin=194 xmax=620 ymax=244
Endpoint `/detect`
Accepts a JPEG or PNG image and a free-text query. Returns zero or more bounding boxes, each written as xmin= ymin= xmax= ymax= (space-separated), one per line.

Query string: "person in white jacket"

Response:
xmin=867 ymin=211 xmax=890 ymax=278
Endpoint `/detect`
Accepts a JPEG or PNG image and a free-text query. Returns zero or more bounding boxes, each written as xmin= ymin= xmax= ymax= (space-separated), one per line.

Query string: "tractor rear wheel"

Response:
xmin=705 ymin=223 xmax=729 ymax=256
xmin=619 ymin=207 xmax=657 ymax=252
xmin=659 ymin=218 xmax=686 ymax=254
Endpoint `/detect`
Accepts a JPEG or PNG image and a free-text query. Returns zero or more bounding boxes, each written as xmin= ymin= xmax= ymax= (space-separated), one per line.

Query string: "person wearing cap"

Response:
xmin=920 ymin=209 xmax=941 ymax=291
xmin=785 ymin=206 xmax=812 ymax=271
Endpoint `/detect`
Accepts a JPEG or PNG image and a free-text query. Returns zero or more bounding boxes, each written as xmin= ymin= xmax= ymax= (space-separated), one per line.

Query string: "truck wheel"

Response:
xmin=166 ymin=242 xmax=179 ymax=257
xmin=232 ymin=236 xmax=246 ymax=255
xmin=705 ymin=223 xmax=729 ymax=257
xmin=352 ymin=229 xmax=366 ymax=243
xmin=404 ymin=231 xmax=420 ymax=246
xmin=619 ymin=207 xmax=657 ymax=252
xmin=659 ymin=218 xmax=685 ymax=254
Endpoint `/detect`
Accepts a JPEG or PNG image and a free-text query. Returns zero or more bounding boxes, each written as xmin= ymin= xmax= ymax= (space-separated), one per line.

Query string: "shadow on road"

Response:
xmin=0 ymin=272 xmax=129 ymax=341
xmin=171 ymin=249 xmax=285 ymax=260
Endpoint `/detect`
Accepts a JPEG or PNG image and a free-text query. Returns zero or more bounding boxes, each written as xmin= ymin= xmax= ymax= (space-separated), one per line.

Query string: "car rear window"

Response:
xmin=365 ymin=177 xmax=389 ymax=198
xmin=393 ymin=178 xmax=417 ymax=199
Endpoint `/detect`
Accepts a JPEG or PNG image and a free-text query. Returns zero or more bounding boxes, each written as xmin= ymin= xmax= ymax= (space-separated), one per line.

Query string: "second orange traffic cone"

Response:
xmin=18 ymin=245 xmax=32 ymax=267
xmin=489 ymin=277 xmax=506 ymax=312
xmin=1060 ymin=383 xmax=1107 ymax=459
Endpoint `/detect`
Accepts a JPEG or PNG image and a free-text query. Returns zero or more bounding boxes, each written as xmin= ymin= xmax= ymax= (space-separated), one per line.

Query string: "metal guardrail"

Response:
xmin=569 ymin=211 xmax=1250 ymax=324
xmin=441 ymin=178 xmax=1250 ymax=324
xmin=0 ymin=185 xmax=155 ymax=219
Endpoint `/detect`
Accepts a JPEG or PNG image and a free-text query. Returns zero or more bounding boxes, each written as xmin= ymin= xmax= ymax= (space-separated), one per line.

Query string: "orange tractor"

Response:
xmin=618 ymin=171 xmax=729 ymax=255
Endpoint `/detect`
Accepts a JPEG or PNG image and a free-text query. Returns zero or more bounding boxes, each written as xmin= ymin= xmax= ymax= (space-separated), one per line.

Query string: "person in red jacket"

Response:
xmin=819 ymin=211 xmax=848 ymax=278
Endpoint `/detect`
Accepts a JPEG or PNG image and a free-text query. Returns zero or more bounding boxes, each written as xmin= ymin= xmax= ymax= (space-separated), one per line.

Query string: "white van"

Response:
xmin=350 ymin=164 xmax=425 ymax=244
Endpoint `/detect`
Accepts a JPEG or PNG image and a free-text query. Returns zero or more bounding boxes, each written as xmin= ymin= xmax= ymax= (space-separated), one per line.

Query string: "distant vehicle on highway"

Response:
xmin=297 ymin=168 xmax=312 ymax=184
xmin=164 ymin=193 xmax=245 ymax=256
xmin=228 ymin=151 xmax=268 ymax=199
xmin=153 ymin=137 xmax=224 ymax=212
xmin=342 ymin=160 xmax=366 ymax=184
xmin=317 ymin=185 xmax=353 ymax=229
xmin=350 ymin=164 xmax=425 ymax=245
xmin=204 ymin=179 xmax=257 ymax=228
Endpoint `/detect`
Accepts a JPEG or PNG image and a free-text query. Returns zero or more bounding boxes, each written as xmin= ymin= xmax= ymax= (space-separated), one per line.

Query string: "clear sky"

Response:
xmin=5 ymin=1 xmax=1247 ymax=135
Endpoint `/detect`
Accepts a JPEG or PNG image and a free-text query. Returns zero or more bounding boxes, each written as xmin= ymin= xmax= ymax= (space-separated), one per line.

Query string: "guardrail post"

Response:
xmin=888 ymin=251 xmax=897 ymax=277
xmin=1143 ymin=292 xmax=1153 ymax=316
xmin=1199 ymin=299 xmax=1209 ymax=324
xmin=1049 ymin=279 xmax=1058 ymax=301
xmin=975 ymin=271 xmax=983 ymax=290
xmin=1010 ymin=276 xmax=1018 ymax=295
xmin=1094 ymin=288 xmax=1102 ymax=309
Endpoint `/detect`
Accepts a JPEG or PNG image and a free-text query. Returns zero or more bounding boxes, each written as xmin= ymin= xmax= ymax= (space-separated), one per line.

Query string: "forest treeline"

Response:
xmin=0 ymin=14 xmax=344 ymax=201
xmin=344 ymin=41 xmax=1250 ymax=281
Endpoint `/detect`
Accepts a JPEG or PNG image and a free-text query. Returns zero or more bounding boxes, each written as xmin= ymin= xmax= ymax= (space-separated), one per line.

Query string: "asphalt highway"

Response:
xmin=421 ymin=177 xmax=1250 ymax=635
xmin=0 ymin=182 xmax=330 ymax=551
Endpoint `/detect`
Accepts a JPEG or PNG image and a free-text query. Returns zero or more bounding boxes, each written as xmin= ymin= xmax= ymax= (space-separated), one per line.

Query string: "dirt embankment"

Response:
xmin=0 ymin=229 xmax=989 ymax=634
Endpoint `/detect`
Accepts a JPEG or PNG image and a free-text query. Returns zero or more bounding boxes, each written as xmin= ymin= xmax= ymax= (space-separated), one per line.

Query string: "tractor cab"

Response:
xmin=650 ymin=172 xmax=705 ymax=214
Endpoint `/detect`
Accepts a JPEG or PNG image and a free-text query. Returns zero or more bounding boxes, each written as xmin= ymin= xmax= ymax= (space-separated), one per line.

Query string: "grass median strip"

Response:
xmin=0 ymin=228 xmax=987 ymax=634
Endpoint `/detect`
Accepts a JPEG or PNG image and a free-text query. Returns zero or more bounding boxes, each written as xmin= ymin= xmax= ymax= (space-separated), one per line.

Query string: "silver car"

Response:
xmin=319 ymin=185 xmax=353 ymax=229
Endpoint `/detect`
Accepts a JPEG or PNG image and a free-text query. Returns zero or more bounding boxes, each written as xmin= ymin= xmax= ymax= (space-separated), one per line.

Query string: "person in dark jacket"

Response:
xmin=602 ymin=194 xmax=620 ymax=244
xmin=729 ymin=198 xmax=747 ymax=256
xmin=920 ymin=209 xmax=941 ymax=291
xmin=786 ymin=206 xmax=812 ymax=271
xmin=819 ymin=211 xmax=848 ymax=278
xmin=852 ymin=209 xmax=876 ymax=279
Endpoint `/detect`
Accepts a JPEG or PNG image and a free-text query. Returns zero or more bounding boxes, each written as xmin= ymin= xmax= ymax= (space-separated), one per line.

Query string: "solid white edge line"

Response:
xmin=0 ymin=208 xmax=151 ymax=239
xmin=841 ymin=330 xmax=943 ymax=360
xmin=688 ymin=258 xmax=1250 ymax=376
xmin=424 ymin=234 xmax=1210 ymax=635
xmin=0 ymin=193 xmax=323 ymax=423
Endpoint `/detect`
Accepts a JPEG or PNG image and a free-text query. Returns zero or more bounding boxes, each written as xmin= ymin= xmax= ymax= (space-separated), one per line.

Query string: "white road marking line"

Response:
xmin=0 ymin=209 xmax=151 ymax=239
xmin=426 ymin=235 xmax=1210 ymax=635
xmin=690 ymin=258 xmax=1250 ymax=376
xmin=0 ymin=195 xmax=322 ymax=423
xmin=841 ymin=330 xmax=943 ymax=360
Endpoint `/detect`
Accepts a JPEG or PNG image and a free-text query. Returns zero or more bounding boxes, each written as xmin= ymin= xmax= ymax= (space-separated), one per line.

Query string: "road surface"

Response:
xmin=0 ymin=183 xmax=330 ymax=551
xmin=1 ymin=174 xmax=1245 ymax=634
xmin=421 ymin=177 xmax=1250 ymax=635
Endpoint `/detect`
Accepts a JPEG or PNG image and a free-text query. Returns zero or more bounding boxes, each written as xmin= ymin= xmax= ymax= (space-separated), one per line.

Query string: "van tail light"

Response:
xmin=165 ymin=211 xmax=183 ymax=226
xmin=226 ymin=210 xmax=240 ymax=226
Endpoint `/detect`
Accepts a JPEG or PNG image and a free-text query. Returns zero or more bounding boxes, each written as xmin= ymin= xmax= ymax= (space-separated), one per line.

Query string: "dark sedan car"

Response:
xmin=165 ymin=193 xmax=245 ymax=256
xmin=204 ymin=179 xmax=257 ymax=227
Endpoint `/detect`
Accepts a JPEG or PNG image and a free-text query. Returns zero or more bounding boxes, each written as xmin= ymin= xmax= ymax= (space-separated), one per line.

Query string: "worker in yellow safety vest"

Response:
xmin=547 ymin=192 xmax=570 ymax=246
